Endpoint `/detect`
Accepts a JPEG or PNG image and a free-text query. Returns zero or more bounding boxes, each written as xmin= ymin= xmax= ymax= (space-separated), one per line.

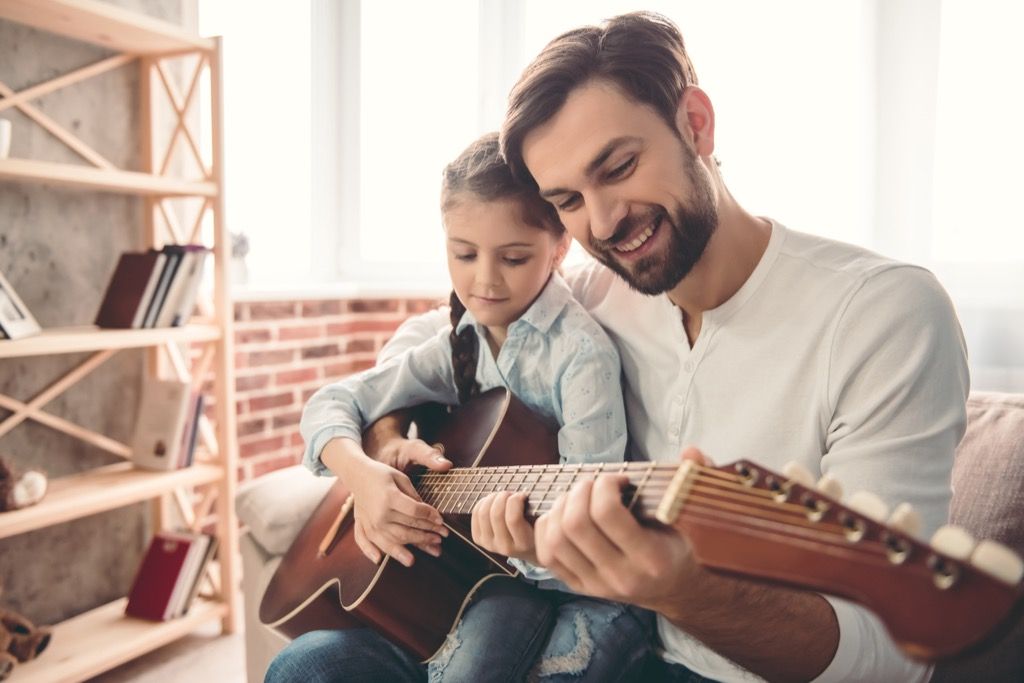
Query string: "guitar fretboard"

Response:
xmin=414 ymin=462 xmax=682 ymax=519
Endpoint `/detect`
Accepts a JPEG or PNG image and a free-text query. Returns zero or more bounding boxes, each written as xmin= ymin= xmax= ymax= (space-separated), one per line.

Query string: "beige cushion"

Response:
xmin=235 ymin=465 xmax=334 ymax=555
xmin=950 ymin=391 xmax=1024 ymax=553
xmin=934 ymin=391 xmax=1024 ymax=682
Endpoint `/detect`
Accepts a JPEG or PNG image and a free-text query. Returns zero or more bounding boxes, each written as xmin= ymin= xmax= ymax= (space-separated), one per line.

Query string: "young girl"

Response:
xmin=266 ymin=133 xmax=652 ymax=682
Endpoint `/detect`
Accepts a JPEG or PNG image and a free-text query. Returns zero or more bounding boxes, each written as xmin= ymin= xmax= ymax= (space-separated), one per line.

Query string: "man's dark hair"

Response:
xmin=500 ymin=11 xmax=699 ymax=186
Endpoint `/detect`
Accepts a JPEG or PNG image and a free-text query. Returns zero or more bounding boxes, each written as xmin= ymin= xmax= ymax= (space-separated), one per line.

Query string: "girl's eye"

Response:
xmin=454 ymin=253 xmax=476 ymax=262
xmin=503 ymin=257 xmax=529 ymax=266
xmin=607 ymin=156 xmax=635 ymax=180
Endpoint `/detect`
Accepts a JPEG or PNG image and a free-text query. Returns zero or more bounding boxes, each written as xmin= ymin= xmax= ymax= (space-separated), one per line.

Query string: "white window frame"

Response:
xmin=310 ymin=0 xmax=527 ymax=292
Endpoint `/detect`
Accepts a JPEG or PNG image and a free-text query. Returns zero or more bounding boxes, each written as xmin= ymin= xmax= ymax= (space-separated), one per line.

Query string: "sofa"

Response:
xmin=235 ymin=392 xmax=1024 ymax=683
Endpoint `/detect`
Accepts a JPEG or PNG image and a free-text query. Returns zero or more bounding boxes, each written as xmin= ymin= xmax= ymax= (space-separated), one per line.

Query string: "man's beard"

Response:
xmin=590 ymin=152 xmax=718 ymax=296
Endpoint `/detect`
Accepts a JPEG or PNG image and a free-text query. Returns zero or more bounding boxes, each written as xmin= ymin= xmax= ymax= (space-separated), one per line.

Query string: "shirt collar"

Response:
xmin=455 ymin=272 xmax=572 ymax=336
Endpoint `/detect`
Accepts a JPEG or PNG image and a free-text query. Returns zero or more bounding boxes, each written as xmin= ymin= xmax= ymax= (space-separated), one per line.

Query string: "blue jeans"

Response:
xmin=266 ymin=577 xmax=655 ymax=682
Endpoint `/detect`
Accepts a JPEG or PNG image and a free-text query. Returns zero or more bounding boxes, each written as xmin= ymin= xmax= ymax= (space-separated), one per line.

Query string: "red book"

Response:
xmin=94 ymin=251 xmax=166 ymax=329
xmin=125 ymin=532 xmax=196 ymax=621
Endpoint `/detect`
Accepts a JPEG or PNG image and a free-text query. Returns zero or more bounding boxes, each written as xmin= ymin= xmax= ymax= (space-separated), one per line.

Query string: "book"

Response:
xmin=166 ymin=533 xmax=210 ymax=618
xmin=125 ymin=531 xmax=196 ymax=621
xmin=176 ymin=392 xmax=204 ymax=469
xmin=141 ymin=248 xmax=184 ymax=328
xmin=155 ymin=246 xmax=210 ymax=328
xmin=94 ymin=251 xmax=166 ymax=329
xmin=170 ymin=248 xmax=209 ymax=327
xmin=131 ymin=379 xmax=192 ymax=471
xmin=177 ymin=534 xmax=218 ymax=617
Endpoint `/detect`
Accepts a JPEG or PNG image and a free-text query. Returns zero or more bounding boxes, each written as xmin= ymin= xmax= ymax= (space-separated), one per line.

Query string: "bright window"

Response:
xmin=198 ymin=0 xmax=1023 ymax=389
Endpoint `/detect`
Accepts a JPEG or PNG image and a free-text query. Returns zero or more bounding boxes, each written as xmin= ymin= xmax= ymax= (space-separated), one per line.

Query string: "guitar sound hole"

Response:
xmin=927 ymin=555 xmax=961 ymax=590
xmin=839 ymin=512 xmax=866 ymax=542
xmin=883 ymin=533 xmax=911 ymax=564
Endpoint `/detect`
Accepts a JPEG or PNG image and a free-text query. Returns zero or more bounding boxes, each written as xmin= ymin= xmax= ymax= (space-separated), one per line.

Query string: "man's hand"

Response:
xmin=534 ymin=448 xmax=840 ymax=680
xmin=471 ymin=491 xmax=540 ymax=565
xmin=533 ymin=448 xmax=707 ymax=608
xmin=321 ymin=436 xmax=452 ymax=567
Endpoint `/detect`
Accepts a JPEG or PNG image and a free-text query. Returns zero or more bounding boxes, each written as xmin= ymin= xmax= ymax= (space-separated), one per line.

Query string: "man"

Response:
xmin=275 ymin=11 xmax=970 ymax=682
xmin=376 ymin=12 xmax=969 ymax=682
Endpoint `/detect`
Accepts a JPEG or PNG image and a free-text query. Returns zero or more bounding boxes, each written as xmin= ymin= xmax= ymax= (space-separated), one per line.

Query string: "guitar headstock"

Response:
xmin=655 ymin=459 xmax=1024 ymax=660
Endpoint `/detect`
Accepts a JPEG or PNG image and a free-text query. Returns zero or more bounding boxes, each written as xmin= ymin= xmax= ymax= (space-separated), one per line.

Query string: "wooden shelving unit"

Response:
xmin=11 ymin=597 xmax=227 ymax=683
xmin=0 ymin=1 xmax=239 ymax=680
xmin=0 ymin=324 xmax=221 ymax=359
xmin=0 ymin=158 xmax=218 ymax=196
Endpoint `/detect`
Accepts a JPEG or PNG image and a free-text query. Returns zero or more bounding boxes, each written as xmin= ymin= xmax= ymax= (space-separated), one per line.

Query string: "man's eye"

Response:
xmin=607 ymin=157 xmax=635 ymax=179
xmin=557 ymin=194 xmax=581 ymax=211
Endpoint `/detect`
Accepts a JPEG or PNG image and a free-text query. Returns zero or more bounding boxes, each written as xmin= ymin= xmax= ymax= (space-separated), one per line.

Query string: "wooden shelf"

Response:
xmin=0 ymin=158 xmax=217 ymax=197
xmin=0 ymin=324 xmax=221 ymax=358
xmin=0 ymin=462 xmax=224 ymax=539
xmin=0 ymin=0 xmax=242 ymax=672
xmin=0 ymin=0 xmax=215 ymax=54
xmin=8 ymin=596 xmax=227 ymax=683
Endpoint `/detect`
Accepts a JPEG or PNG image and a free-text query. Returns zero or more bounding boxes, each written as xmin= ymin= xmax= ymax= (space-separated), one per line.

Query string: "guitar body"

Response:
xmin=259 ymin=388 xmax=559 ymax=660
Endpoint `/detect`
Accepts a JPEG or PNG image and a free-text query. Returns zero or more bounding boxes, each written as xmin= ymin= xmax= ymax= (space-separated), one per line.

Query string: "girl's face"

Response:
xmin=445 ymin=196 xmax=568 ymax=333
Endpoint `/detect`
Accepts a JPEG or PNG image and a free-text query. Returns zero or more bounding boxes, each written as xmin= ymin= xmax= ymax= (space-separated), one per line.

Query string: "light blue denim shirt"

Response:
xmin=300 ymin=273 xmax=627 ymax=583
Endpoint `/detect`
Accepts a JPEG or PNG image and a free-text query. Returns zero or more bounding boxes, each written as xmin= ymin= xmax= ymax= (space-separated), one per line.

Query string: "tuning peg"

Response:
xmin=816 ymin=474 xmax=843 ymax=501
xmin=887 ymin=503 xmax=922 ymax=538
xmin=846 ymin=491 xmax=889 ymax=522
xmin=931 ymin=525 xmax=976 ymax=561
xmin=782 ymin=461 xmax=814 ymax=488
xmin=971 ymin=540 xmax=1024 ymax=586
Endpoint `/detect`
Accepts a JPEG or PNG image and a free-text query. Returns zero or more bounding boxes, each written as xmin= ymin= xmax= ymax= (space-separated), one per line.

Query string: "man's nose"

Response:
xmin=587 ymin=192 xmax=627 ymax=242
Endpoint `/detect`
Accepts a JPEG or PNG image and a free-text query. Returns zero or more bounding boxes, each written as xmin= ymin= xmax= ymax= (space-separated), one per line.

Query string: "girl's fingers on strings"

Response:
xmin=389 ymin=497 xmax=446 ymax=531
xmin=413 ymin=540 xmax=443 ymax=558
xmin=353 ymin=519 xmax=382 ymax=564
xmin=392 ymin=471 xmax=427 ymax=505
xmin=402 ymin=438 xmax=453 ymax=471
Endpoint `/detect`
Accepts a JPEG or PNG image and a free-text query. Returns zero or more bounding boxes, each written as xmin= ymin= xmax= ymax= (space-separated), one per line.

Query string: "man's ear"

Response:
xmin=675 ymin=86 xmax=715 ymax=158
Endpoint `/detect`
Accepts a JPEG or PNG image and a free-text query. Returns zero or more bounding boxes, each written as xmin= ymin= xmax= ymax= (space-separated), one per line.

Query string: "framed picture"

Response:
xmin=0 ymin=270 xmax=41 ymax=340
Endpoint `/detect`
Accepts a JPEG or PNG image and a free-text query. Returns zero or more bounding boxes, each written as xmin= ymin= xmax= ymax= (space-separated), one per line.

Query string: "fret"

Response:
xmin=418 ymin=461 xmax=685 ymax=518
xmin=460 ymin=468 xmax=480 ymax=515
xmin=433 ymin=470 xmax=461 ymax=516
xmin=627 ymin=462 xmax=655 ymax=514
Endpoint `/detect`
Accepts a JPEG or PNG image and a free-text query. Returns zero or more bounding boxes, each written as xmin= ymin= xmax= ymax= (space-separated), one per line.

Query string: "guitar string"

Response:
xmin=415 ymin=469 xmax=913 ymax=560
xmin=422 ymin=482 xmax=903 ymax=566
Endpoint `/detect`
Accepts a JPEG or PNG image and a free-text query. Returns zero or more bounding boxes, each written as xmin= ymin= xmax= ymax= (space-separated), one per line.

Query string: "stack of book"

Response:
xmin=131 ymin=379 xmax=204 ymax=471
xmin=95 ymin=244 xmax=210 ymax=329
xmin=125 ymin=530 xmax=218 ymax=621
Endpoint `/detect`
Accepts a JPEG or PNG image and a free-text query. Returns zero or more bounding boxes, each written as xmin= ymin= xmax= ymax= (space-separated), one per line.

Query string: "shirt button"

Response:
xmin=683 ymin=361 xmax=694 ymax=373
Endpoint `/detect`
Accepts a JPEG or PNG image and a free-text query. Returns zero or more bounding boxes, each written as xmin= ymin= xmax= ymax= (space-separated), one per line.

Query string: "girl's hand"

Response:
xmin=471 ymin=491 xmax=540 ymax=565
xmin=346 ymin=457 xmax=450 ymax=567
xmin=322 ymin=437 xmax=451 ymax=567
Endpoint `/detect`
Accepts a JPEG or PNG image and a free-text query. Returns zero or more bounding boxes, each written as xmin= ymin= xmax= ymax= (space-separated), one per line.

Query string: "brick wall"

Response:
xmin=231 ymin=296 xmax=443 ymax=482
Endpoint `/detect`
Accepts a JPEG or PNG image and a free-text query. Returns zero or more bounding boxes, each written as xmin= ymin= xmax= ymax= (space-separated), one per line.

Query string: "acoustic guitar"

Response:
xmin=260 ymin=387 xmax=1023 ymax=662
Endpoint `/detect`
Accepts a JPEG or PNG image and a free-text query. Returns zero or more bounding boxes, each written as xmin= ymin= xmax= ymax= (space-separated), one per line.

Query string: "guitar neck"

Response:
xmin=414 ymin=462 xmax=679 ymax=519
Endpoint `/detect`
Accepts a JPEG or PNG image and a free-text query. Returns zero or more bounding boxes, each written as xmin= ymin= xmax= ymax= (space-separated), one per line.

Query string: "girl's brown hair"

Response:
xmin=441 ymin=132 xmax=564 ymax=403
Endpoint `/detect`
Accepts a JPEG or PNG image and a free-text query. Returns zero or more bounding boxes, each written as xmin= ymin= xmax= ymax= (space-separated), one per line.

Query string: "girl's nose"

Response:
xmin=476 ymin=258 xmax=502 ymax=288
